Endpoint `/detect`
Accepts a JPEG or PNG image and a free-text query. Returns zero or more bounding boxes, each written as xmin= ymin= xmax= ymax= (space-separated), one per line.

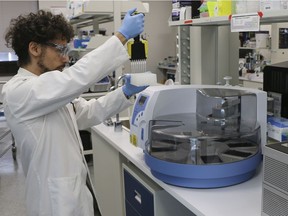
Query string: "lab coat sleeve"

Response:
xmin=2 ymin=36 xmax=130 ymax=121
xmin=73 ymin=88 xmax=133 ymax=130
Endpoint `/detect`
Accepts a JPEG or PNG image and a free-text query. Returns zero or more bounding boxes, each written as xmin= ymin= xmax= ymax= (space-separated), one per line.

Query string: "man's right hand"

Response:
xmin=117 ymin=8 xmax=145 ymax=40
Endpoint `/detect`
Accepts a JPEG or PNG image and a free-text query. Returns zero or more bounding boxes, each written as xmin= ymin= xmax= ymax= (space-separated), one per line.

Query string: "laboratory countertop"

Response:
xmin=92 ymin=123 xmax=263 ymax=216
xmin=239 ymin=76 xmax=263 ymax=83
xmin=239 ymin=73 xmax=263 ymax=83
xmin=80 ymin=92 xmax=107 ymax=100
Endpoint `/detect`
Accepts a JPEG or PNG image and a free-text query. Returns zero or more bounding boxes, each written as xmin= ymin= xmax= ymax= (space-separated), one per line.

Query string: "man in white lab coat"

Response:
xmin=2 ymin=8 xmax=146 ymax=216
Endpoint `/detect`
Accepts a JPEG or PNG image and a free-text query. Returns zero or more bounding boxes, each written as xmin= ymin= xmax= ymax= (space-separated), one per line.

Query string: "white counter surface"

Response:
xmin=239 ymin=73 xmax=263 ymax=83
xmin=92 ymin=123 xmax=263 ymax=216
xmin=239 ymin=76 xmax=263 ymax=83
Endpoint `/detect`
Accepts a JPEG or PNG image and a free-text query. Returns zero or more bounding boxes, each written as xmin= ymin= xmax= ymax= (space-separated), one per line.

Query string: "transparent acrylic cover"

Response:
xmin=146 ymin=88 xmax=261 ymax=165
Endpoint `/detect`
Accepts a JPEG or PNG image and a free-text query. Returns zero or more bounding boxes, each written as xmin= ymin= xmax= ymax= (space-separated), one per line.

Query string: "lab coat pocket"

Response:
xmin=48 ymin=175 xmax=82 ymax=216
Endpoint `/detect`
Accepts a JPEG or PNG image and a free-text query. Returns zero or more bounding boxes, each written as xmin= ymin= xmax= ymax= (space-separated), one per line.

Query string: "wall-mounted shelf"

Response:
xmin=69 ymin=13 xmax=115 ymax=26
xmin=158 ymin=65 xmax=177 ymax=71
xmin=69 ymin=1 xmax=149 ymax=26
xmin=239 ymin=47 xmax=271 ymax=50
xmin=239 ymin=47 xmax=257 ymax=50
xmin=169 ymin=16 xmax=229 ymax=26
xmin=169 ymin=10 xmax=288 ymax=27
xmin=69 ymin=1 xmax=149 ymax=33
xmin=72 ymin=1 xmax=148 ymax=16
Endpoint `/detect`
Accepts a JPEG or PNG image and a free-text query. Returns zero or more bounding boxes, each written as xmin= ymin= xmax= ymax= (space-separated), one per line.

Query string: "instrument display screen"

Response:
xmin=138 ymin=96 xmax=147 ymax=106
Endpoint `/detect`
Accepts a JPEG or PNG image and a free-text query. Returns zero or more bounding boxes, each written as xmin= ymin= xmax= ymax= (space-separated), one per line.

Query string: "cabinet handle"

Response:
xmin=134 ymin=190 xmax=142 ymax=204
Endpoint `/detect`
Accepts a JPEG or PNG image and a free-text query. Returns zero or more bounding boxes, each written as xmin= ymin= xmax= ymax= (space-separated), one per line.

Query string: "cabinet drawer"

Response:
xmin=124 ymin=170 xmax=154 ymax=216
xmin=125 ymin=200 xmax=141 ymax=216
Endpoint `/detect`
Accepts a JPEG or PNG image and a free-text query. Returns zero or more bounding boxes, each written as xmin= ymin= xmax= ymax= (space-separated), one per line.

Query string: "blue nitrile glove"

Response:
xmin=122 ymin=74 xmax=148 ymax=98
xmin=118 ymin=8 xmax=145 ymax=40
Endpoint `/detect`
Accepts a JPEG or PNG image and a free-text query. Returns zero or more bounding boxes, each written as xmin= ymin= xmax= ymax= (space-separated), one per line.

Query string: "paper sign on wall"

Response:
xmin=231 ymin=13 xmax=260 ymax=32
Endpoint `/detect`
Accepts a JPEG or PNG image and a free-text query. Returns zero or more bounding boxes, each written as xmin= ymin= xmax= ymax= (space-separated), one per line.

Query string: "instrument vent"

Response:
xmin=263 ymin=156 xmax=288 ymax=193
xmin=262 ymin=185 xmax=288 ymax=216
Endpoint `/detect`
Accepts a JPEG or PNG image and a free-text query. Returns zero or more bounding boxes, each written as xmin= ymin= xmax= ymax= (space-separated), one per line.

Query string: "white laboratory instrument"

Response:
xmin=262 ymin=142 xmax=288 ymax=216
xmin=130 ymin=85 xmax=267 ymax=188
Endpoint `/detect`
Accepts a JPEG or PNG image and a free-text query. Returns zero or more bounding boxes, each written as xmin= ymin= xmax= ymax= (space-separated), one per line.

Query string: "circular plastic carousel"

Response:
xmin=143 ymin=88 xmax=263 ymax=188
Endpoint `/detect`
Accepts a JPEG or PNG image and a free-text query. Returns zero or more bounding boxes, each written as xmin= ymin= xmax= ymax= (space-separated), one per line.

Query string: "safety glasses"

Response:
xmin=43 ymin=42 xmax=70 ymax=57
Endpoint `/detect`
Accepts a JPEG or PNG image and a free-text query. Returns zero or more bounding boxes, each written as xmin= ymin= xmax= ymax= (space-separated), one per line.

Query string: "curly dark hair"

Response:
xmin=5 ymin=10 xmax=75 ymax=66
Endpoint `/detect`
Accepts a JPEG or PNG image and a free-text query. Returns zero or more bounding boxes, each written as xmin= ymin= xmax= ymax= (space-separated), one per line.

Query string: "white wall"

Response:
xmin=0 ymin=1 xmax=38 ymax=52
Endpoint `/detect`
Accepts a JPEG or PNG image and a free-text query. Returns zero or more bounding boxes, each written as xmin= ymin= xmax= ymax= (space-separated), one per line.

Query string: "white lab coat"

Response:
xmin=2 ymin=36 xmax=132 ymax=216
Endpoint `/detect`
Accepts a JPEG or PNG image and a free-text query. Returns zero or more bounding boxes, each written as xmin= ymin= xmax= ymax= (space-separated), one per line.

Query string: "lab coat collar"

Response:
xmin=17 ymin=67 xmax=38 ymax=77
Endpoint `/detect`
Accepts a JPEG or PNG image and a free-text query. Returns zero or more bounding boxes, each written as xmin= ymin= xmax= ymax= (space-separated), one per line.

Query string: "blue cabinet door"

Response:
xmin=124 ymin=169 xmax=154 ymax=216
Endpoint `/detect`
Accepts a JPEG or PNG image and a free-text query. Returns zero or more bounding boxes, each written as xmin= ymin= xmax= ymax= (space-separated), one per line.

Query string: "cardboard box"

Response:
xmin=267 ymin=117 xmax=288 ymax=141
